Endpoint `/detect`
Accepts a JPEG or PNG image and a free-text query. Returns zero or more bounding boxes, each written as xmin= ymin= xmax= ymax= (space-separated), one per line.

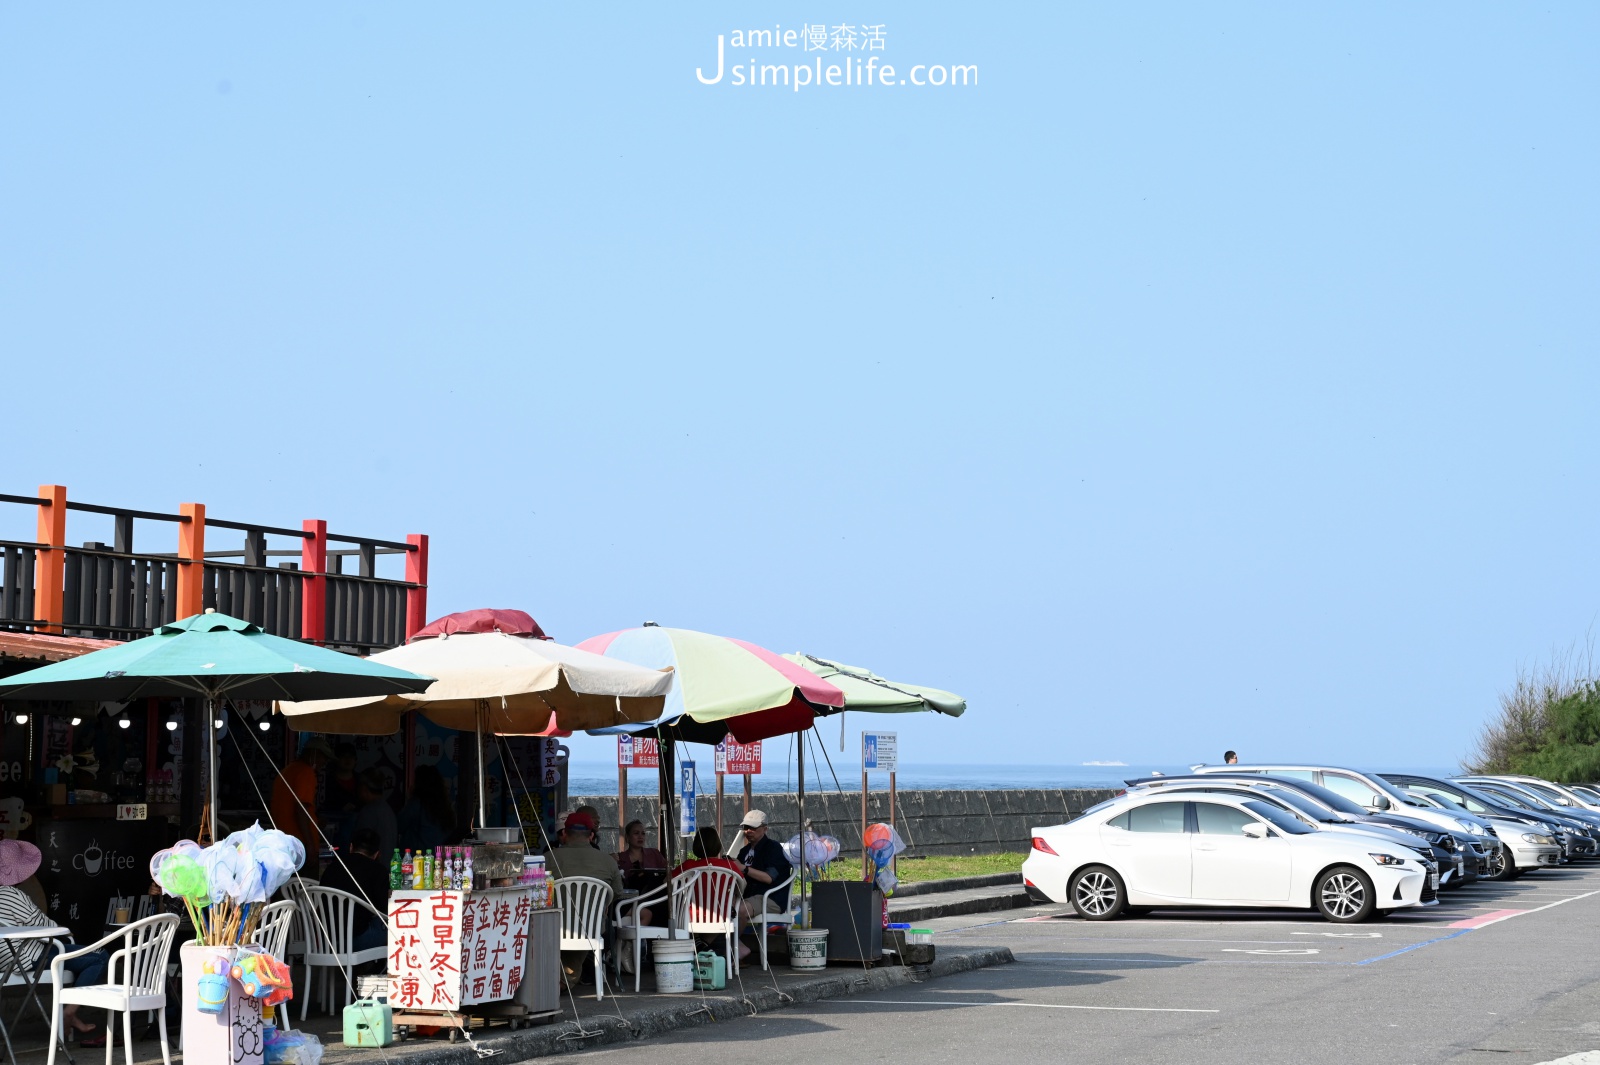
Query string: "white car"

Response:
xmin=1023 ymin=791 xmax=1430 ymax=923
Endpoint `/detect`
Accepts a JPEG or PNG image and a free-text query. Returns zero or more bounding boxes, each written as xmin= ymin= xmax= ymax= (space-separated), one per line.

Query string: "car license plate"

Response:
xmin=1455 ymin=857 xmax=1464 ymax=875
xmin=1430 ymin=872 xmax=1439 ymax=891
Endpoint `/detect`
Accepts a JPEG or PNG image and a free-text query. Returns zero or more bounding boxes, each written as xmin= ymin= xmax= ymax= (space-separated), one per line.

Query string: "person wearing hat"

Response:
xmin=732 ymin=810 xmax=792 ymax=936
xmin=0 ymin=840 xmax=112 ymax=1045
xmin=546 ymin=811 xmax=623 ymax=983
xmin=271 ymin=735 xmax=333 ymax=877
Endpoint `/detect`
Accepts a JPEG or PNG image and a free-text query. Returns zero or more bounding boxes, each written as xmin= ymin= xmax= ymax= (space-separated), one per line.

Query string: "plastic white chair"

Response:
xmin=250 ymin=899 xmax=299 ymax=1030
xmin=299 ymin=886 xmax=386 ymax=1020
xmin=553 ymin=876 xmax=613 ymax=1001
xmin=753 ymin=873 xmax=797 ymax=972
xmin=47 ymin=913 xmax=179 ymax=1065
xmin=612 ymin=874 xmax=695 ymax=992
xmin=280 ymin=879 xmax=318 ymax=998
xmin=684 ymin=867 xmax=744 ymax=977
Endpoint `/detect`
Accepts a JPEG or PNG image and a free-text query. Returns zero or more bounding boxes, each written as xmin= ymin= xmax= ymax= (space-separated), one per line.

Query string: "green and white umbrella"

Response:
xmin=782 ymin=654 xmax=966 ymax=717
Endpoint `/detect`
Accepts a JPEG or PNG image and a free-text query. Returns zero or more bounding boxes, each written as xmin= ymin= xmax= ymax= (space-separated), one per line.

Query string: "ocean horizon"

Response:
xmin=563 ymin=761 xmax=1467 ymax=796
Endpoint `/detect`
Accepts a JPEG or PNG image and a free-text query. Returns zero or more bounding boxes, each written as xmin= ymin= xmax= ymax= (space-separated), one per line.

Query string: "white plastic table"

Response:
xmin=0 ymin=924 xmax=73 ymax=1065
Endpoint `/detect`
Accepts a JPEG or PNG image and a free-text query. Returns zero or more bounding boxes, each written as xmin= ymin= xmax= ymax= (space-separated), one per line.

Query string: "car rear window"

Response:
xmin=1126 ymin=802 xmax=1187 ymax=833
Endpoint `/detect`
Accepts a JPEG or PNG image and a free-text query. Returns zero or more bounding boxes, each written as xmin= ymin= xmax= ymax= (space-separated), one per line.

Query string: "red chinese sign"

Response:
xmin=387 ymin=888 xmax=528 ymax=1011
xmin=461 ymin=889 xmax=530 ymax=1005
xmin=715 ymin=738 xmax=762 ymax=775
xmin=617 ymin=736 xmax=659 ymax=768
xmin=388 ymin=890 xmax=462 ymax=1011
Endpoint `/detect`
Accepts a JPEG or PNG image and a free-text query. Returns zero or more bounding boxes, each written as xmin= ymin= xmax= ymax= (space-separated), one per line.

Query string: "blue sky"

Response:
xmin=2 ymin=5 xmax=1596 ymax=772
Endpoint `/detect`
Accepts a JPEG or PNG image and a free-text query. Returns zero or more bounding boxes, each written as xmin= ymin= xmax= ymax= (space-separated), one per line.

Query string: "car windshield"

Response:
xmin=1478 ymin=787 xmax=1539 ymax=811
xmin=1418 ymin=791 xmax=1469 ymax=813
xmin=1519 ymin=781 xmax=1572 ymax=805
xmin=1243 ymin=800 xmax=1315 ymax=834
xmin=1255 ymin=776 xmax=1369 ymax=817
xmin=1499 ymin=786 xmax=1558 ymax=811
xmin=1263 ymin=788 xmax=1340 ymax=822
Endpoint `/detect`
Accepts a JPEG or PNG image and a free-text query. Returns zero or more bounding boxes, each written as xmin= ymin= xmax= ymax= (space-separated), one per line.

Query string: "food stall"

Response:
xmin=385 ymin=836 xmax=561 ymax=1036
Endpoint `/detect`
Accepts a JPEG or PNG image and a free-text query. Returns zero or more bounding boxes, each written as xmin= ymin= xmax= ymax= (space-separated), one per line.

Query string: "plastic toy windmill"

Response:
xmin=863 ymin=823 xmax=905 ymax=895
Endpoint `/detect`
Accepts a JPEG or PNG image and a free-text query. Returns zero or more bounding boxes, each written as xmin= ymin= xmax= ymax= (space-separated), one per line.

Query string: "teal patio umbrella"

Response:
xmin=0 ymin=609 xmax=435 ymax=837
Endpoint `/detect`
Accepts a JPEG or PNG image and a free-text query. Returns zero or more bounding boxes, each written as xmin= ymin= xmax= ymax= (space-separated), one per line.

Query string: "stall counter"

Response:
xmin=387 ymin=886 xmax=551 ymax=1012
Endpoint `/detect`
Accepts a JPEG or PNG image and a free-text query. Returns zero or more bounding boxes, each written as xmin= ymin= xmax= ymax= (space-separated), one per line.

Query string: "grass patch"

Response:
xmin=815 ymin=852 xmax=1025 ymax=883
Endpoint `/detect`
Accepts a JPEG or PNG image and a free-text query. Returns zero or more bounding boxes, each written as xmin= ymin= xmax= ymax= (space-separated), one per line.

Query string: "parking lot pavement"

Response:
xmin=568 ymin=865 xmax=1600 ymax=1065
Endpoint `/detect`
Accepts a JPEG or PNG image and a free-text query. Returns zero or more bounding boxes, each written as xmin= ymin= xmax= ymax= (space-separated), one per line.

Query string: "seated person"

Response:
xmin=731 ymin=810 xmax=792 ymax=960
xmin=671 ymin=827 xmax=742 ymax=878
xmin=615 ymin=820 xmax=668 ymax=885
xmin=615 ymin=819 xmax=669 ymax=925
xmin=0 ymin=840 xmax=112 ymax=1046
xmin=320 ymin=828 xmax=392 ymax=952
xmin=546 ymin=813 xmax=623 ymax=982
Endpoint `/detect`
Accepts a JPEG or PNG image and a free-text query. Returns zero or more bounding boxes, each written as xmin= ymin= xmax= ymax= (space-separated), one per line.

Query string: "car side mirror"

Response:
xmin=1372 ymin=795 xmax=1391 ymax=810
xmin=1241 ymin=823 xmax=1267 ymax=839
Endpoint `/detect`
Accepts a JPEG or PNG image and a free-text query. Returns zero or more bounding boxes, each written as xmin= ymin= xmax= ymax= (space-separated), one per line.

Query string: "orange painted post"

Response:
xmin=33 ymin=485 xmax=66 ymax=634
xmin=405 ymin=533 xmax=429 ymax=639
xmin=301 ymin=519 xmax=327 ymax=643
xmin=176 ymin=503 xmax=206 ymax=619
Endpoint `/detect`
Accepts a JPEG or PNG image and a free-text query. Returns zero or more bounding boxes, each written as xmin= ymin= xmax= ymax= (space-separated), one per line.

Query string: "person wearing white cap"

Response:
xmin=732 ymin=809 xmax=792 ymax=941
xmin=0 ymin=840 xmax=112 ymax=1045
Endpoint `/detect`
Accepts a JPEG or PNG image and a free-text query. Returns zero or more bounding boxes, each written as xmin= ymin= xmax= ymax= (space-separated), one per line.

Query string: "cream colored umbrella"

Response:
xmin=275 ymin=612 xmax=672 ymax=736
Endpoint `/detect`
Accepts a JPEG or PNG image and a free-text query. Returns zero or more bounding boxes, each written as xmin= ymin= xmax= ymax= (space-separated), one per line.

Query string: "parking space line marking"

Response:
xmin=1449 ymin=909 xmax=1528 ymax=929
xmin=840 ymin=999 xmax=1220 ymax=1014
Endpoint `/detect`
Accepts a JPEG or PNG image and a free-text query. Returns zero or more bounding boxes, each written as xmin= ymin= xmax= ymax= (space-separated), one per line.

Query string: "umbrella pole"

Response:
xmin=206 ymin=695 xmax=219 ymax=844
xmin=476 ymin=704 xmax=488 ymax=829
xmin=797 ymin=732 xmax=807 ymax=927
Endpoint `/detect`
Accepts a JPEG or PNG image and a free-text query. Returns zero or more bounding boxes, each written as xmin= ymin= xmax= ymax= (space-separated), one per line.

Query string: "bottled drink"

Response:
xmin=434 ymin=847 xmax=443 ymax=890
xmin=426 ymin=852 xmax=436 ymax=890
xmin=453 ymin=848 xmax=465 ymax=891
xmin=389 ymin=849 xmax=401 ymax=890
xmin=401 ymin=849 xmax=413 ymax=889
xmin=462 ymin=847 xmax=474 ymax=892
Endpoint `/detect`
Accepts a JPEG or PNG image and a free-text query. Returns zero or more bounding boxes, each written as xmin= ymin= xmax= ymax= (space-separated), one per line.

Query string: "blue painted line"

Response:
xmin=1354 ymin=928 xmax=1474 ymax=965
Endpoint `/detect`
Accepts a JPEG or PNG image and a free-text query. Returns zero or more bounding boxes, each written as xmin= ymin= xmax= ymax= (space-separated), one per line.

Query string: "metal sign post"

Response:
xmin=861 ymin=731 xmax=899 ymax=879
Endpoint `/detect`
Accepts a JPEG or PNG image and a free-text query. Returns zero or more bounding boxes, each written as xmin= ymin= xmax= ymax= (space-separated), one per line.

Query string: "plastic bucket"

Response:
xmin=653 ymin=939 xmax=697 ymax=994
xmin=787 ymin=928 xmax=829 ymax=971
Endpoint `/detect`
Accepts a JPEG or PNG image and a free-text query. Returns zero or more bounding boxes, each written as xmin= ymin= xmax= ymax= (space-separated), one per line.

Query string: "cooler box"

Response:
xmin=808 ymin=882 xmax=884 ymax=963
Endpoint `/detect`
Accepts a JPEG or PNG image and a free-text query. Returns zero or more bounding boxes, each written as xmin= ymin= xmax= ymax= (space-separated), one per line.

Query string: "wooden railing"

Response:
xmin=0 ymin=487 xmax=427 ymax=651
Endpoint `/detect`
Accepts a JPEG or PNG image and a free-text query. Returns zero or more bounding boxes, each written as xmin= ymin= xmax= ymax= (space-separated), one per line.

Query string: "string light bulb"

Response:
xmin=12 ymin=713 xmax=27 ymax=726
xmin=117 ymin=716 xmax=131 ymax=730
xmin=259 ymin=720 xmax=271 ymax=731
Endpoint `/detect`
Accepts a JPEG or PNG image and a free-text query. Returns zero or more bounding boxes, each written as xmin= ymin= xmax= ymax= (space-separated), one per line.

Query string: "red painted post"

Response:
xmin=405 ymin=533 xmax=429 ymax=640
xmin=301 ymin=519 xmax=327 ymax=644
xmin=176 ymin=503 xmax=206 ymax=619
xmin=33 ymin=485 xmax=66 ymax=634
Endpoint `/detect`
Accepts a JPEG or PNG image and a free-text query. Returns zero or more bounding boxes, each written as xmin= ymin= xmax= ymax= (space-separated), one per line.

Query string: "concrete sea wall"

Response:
xmin=570 ymin=787 xmax=1120 ymax=857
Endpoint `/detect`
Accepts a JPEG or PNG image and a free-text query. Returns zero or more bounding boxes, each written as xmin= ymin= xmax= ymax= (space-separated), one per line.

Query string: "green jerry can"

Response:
xmin=693 ymin=950 xmax=727 ymax=991
xmin=343 ymin=999 xmax=395 ymax=1047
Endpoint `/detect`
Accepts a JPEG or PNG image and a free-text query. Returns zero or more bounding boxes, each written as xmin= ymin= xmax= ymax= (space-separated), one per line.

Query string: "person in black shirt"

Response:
xmin=732 ymin=810 xmax=791 ymax=921
xmin=320 ymin=829 xmax=390 ymax=951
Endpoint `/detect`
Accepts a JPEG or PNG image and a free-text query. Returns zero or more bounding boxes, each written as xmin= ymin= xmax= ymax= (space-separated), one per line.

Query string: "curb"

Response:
xmin=337 ymin=947 xmax=1015 ymax=1064
xmin=889 ymin=890 xmax=1034 ymax=923
xmin=893 ymin=873 xmax=1022 ymax=897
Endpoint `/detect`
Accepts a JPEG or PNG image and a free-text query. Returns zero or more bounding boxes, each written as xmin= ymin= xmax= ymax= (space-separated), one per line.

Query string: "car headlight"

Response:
xmin=1369 ymin=853 xmax=1408 ymax=866
xmin=1522 ymin=833 xmax=1554 ymax=845
xmin=1454 ymin=819 xmax=1481 ymax=834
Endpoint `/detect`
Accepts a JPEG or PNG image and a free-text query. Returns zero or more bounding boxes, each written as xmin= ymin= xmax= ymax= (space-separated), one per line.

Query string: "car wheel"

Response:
xmin=1070 ymin=866 xmax=1127 ymax=921
xmin=1484 ymin=847 xmax=1514 ymax=881
xmin=1315 ymin=866 xmax=1376 ymax=923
